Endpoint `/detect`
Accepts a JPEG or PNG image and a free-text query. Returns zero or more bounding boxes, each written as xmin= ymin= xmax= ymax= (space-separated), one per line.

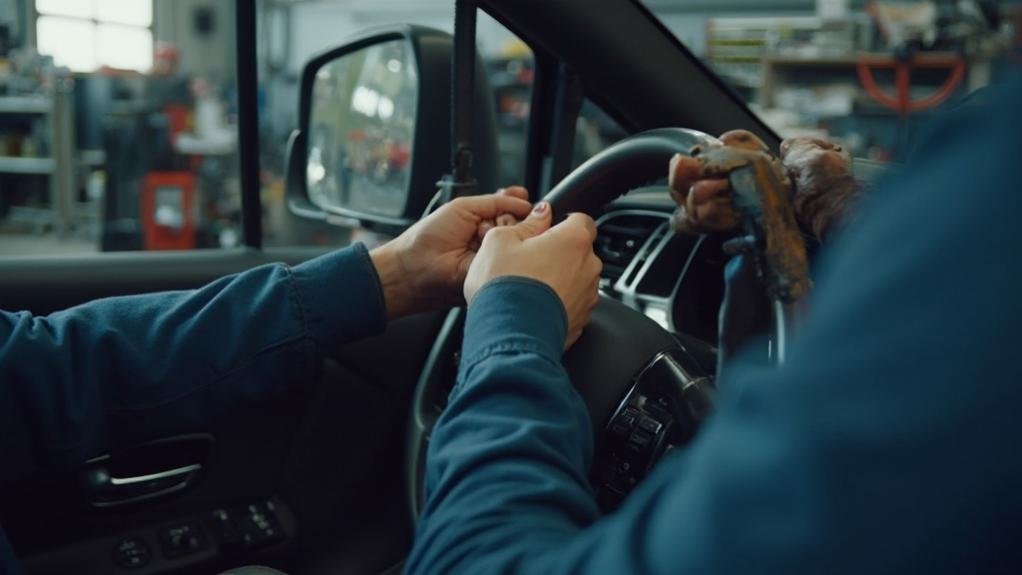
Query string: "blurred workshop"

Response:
xmin=0 ymin=0 xmax=1018 ymax=256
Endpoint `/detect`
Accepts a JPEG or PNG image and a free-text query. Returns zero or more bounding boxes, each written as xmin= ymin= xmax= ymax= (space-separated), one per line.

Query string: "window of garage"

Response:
xmin=1 ymin=0 xmax=239 ymax=256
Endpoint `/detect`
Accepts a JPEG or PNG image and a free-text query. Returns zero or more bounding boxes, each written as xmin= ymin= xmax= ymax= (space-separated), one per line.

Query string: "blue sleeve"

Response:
xmin=407 ymin=74 xmax=1022 ymax=575
xmin=0 ymin=243 xmax=386 ymax=485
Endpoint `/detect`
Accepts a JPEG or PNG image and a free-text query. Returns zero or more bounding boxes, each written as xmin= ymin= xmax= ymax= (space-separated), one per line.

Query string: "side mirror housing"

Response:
xmin=285 ymin=25 xmax=499 ymax=233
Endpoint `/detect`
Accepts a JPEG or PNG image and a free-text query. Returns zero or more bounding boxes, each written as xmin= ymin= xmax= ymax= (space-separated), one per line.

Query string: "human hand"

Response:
xmin=464 ymin=202 xmax=602 ymax=349
xmin=779 ymin=137 xmax=857 ymax=242
xmin=370 ymin=188 xmax=533 ymax=320
xmin=668 ymin=130 xmax=858 ymax=241
xmin=472 ymin=186 xmax=530 ymax=244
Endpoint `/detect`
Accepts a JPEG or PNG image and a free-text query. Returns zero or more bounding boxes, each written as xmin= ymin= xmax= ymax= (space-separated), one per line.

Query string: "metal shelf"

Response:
xmin=0 ymin=156 xmax=57 ymax=174
xmin=0 ymin=96 xmax=53 ymax=115
xmin=1 ymin=83 xmax=81 ymax=234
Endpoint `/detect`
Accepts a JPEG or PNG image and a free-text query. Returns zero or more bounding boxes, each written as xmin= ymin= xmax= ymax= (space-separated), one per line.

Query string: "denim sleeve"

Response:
xmin=0 ymin=243 xmax=386 ymax=485
xmin=406 ymin=277 xmax=601 ymax=573
xmin=408 ymin=75 xmax=1022 ymax=574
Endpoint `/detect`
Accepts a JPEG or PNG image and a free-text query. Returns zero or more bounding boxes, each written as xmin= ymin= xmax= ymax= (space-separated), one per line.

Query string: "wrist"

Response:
xmin=369 ymin=243 xmax=415 ymax=320
xmin=794 ymin=171 xmax=859 ymax=242
xmin=463 ymin=277 xmax=569 ymax=366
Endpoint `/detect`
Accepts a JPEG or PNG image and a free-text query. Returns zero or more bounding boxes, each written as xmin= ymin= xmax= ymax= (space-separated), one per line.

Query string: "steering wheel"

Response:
xmin=407 ymin=127 xmax=760 ymax=517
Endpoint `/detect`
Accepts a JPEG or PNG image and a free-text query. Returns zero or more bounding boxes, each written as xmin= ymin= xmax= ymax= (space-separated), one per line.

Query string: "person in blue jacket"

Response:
xmin=0 ymin=187 xmax=603 ymax=572
xmin=406 ymin=73 xmax=1022 ymax=574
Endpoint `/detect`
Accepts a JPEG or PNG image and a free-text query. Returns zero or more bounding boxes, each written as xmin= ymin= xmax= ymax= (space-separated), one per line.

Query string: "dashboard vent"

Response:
xmin=595 ymin=213 xmax=670 ymax=284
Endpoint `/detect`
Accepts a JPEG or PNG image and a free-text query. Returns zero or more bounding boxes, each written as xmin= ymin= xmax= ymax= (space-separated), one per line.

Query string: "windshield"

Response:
xmin=641 ymin=1 xmax=1019 ymax=162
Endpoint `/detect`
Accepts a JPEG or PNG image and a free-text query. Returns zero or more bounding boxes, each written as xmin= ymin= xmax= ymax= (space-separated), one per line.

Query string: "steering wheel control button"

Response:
xmin=209 ymin=500 xmax=285 ymax=552
xmin=158 ymin=522 xmax=207 ymax=559
xmin=638 ymin=416 xmax=663 ymax=435
xmin=620 ymin=408 xmax=640 ymax=428
xmin=112 ymin=537 xmax=151 ymax=569
xmin=627 ymin=429 xmax=655 ymax=451
xmin=610 ymin=407 xmax=641 ymax=440
xmin=593 ymin=348 xmax=718 ymax=513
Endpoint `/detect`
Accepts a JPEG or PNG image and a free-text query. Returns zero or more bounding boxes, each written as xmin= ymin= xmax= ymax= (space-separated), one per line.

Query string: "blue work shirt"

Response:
xmin=408 ymin=75 xmax=1022 ymax=574
xmin=0 ymin=244 xmax=389 ymax=572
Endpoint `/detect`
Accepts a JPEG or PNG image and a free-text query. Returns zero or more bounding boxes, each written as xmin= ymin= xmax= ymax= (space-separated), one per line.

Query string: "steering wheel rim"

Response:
xmin=544 ymin=127 xmax=720 ymax=220
xmin=406 ymin=127 xmax=722 ymax=519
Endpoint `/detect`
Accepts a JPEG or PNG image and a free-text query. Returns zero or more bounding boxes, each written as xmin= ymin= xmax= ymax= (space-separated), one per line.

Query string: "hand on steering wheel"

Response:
xmin=369 ymin=188 xmax=533 ymax=320
xmin=465 ymin=201 xmax=602 ymax=350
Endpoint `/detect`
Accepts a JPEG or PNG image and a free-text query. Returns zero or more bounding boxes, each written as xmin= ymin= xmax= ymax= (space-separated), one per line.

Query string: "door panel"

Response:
xmin=0 ymin=248 xmax=442 ymax=574
xmin=0 ymin=247 xmax=332 ymax=314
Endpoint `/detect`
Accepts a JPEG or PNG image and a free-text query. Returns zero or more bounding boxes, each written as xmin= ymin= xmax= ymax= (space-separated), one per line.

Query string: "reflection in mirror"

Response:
xmin=307 ymin=39 xmax=417 ymax=218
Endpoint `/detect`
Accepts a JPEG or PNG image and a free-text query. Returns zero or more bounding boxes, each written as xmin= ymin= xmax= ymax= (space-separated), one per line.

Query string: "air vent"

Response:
xmin=595 ymin=212 xmax=670 ymax=284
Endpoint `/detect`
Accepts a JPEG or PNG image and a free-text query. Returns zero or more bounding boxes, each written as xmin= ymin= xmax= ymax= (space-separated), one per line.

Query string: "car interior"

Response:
xmin=1 ymin=0 xmax=1010 ymax=572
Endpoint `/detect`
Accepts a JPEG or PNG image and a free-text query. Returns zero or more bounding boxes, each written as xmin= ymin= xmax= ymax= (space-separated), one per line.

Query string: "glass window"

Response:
xmin=482 ymin=23 xmax=533 ymax=187
xmin=36 ymin=0 xmax=154 ymax=72
xmin=641 ymin=1 xmax=1017 ymax=162
xmin=255 ymin=2 xmax=533 ymax=248
xmin=96 ymin=0 xmax=153 ymax=27
xmin=37 ymin=16 xmax=97 ymax=72
xmin=571 ymin=99 xmax=627 ymax=170
xmin=35 ymin=0 xmax=92 ymax=20
xmin=97 ymin=24 xmax=154 ymax=72
xmin=0 ymin=0 xmax=239 ymax=256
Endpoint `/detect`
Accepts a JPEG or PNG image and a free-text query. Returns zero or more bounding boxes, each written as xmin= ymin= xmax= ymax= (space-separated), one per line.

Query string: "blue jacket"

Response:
xmin=0 ymin=244 xmax=389 ymax=571
xmin=407 ymin=75 xmax=1022 ymax=574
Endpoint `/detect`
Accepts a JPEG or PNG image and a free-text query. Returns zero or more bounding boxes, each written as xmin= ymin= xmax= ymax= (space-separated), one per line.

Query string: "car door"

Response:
xmin=0 ymin=247 xmax=445 ymax=575
xmin=0 ymin=2 xmax=444 ymax=573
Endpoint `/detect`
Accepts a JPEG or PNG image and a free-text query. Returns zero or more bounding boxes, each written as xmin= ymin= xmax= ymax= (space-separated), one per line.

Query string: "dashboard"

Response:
xmin=595 ymin=187 xmax=727 ymax=350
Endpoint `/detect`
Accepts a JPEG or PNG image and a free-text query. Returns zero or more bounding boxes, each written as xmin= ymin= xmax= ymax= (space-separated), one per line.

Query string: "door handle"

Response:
xmin=79 ymin=434 xmax=213 ymax=508
xmin=81 ymin=462 xmax=203 ymax=508
xmin=105 ymin=463 xmax=201 ymax=487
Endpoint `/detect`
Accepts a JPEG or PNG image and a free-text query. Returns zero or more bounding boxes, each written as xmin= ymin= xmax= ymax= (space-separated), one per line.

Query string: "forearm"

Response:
xmin=0 ymin=244 xmax=386 ymax=483
xmin=407 ymin=278 xmax=600 ymax=574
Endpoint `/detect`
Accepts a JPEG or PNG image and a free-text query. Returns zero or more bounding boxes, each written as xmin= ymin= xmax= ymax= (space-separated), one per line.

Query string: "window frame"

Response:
xmin=236 ymin=0 xmax=262 ymax=249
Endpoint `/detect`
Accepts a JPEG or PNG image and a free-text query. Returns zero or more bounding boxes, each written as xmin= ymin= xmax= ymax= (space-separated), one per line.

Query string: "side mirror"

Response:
xmin=285 ymin=25 xmax=499 ymax=232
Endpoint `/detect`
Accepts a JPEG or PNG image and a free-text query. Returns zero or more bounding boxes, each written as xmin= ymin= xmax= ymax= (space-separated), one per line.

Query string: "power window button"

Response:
xmin=112 ymin=537 xmax=151 ymax=569
xmin=157 ymin=521 xmax=207 ymax=559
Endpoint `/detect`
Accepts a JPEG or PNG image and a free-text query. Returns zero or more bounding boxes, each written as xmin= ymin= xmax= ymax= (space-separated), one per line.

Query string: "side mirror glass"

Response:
xmin=285 ymin=26 xmax=499 ymax=233
xmin=307 ymin=40 xmax=417 ymax=219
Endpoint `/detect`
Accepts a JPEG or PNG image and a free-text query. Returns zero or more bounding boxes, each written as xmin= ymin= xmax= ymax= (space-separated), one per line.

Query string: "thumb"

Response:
xmin=513 ymin=201 xmax=553 ymax=239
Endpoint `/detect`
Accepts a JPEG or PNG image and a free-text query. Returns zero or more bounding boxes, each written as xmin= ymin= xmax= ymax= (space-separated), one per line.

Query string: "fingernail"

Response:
xmin=533 ymin=201 xmax=549 ymax=215
xmin=496 ymin=187 xmax=505 ymax=195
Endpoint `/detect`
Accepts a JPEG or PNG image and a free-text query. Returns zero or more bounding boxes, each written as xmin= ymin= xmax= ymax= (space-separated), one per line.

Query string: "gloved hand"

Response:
xmin=780 ymin=137 xmax=858 ymax=242
xmin=369 ymin=187 xmax=533 ymax=320
xmin=668 ymin=130 xmax=860 ymax=242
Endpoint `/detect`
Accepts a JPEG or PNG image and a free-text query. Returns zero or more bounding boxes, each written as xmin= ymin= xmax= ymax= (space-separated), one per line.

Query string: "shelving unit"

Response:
xmin=705 ymin=15 xmax=867 ymax=100
xmin=0 ymin=80 xmax=77 ymax=234
xmin=705 ymin=15 xmax=986 ymax=158
xmin=0 ymin=96 xmax=52 ymax=114
xmin=759 ymin=52 xmax=968 ymax=110
xmin=0 ymin=156 xmax=56 ymax=174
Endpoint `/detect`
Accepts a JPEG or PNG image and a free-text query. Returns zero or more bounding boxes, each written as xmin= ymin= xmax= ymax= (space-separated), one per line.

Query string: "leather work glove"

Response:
xmin=668 ymin=130 xmax=861 ymax=242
